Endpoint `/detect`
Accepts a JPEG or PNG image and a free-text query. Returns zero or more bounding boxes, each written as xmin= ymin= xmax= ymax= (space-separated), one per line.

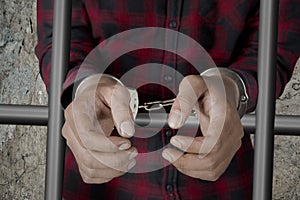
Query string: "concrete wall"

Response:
xmin=0 ymin=0 xmax=299 ymax=199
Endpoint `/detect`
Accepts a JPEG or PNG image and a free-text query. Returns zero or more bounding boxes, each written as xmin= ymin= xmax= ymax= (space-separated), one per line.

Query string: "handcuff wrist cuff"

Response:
xmin=200 ymin=67 xmax=249 ymax=118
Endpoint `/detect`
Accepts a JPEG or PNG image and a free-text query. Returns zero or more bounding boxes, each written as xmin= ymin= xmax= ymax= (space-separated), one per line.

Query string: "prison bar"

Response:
xmin=44 ymin=0 xmax=71 ymax=199
xmin=1 ymin=107 xmax=300 ymax=136
xmin=0 ymin=105 xmax=48 ymax=125
xmin=254 ymin=0 xmax=279 ymax=199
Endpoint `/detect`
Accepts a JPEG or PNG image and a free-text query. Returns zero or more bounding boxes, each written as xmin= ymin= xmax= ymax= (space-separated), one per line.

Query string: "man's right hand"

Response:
xmin=62 ymin=75 xmax=138 ymax=184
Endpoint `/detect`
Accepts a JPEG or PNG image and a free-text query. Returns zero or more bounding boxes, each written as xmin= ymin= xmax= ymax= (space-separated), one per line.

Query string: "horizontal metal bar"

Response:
xmin=135 ymin=113 xmax=300 ymax=135
xmin=0 ymin=104 xmax=48 ymax=125
xmin=242 ymin=114 xmax=300 ymax=135
xmin=0 ymin=105 xmax=299 ymax=135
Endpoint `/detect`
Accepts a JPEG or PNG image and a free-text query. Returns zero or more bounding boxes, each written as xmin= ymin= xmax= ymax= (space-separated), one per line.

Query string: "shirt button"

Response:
xmin=165 ymin=130 xmax=173 ymax=137
xmin=164 ymin=75 xmax=173 ymax=82
xmin=166 ymin=184 xmax=173 ymax=193
xmin=169 ymin=20 xmax=177 ymax=28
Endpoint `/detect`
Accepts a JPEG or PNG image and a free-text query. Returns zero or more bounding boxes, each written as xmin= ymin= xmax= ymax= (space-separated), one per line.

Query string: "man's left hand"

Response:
xmin=162 ymin=74 xmax=244 ymax=181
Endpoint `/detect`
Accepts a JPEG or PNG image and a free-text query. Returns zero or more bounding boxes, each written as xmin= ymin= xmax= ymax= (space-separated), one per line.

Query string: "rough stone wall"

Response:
xmin=0 ymin=0 xmax=48 ymax=200
xmin=273 ymin=63 xmax=300 ymax=200
xmin=0 ymin=0 xmax=299 ymax=199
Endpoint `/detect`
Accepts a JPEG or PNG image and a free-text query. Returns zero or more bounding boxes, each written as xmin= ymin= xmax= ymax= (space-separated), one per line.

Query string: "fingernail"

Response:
xmin=129 ymin=150 xmax=138 ymax=160
xmin=168 ymin=110 xmax=182 ymax=128
xmin=162 ymin=151 xmax=173 ymax=162
xmin=120 ymin=121 xmax=135 ymax=137
xmin=118 ymin=142 xmax=131 ymax=150
xmin=170 ymin=138 xmax=182 ymax=149
xmin=127 ymin=159 xmax=136 ymax=170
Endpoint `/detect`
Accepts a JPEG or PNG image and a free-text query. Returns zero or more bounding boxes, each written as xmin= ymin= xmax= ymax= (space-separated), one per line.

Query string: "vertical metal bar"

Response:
xmin=45 ymin=0 xmax=71 ymax=199
xmin=253 ymin=0 xmax=279 ymax=199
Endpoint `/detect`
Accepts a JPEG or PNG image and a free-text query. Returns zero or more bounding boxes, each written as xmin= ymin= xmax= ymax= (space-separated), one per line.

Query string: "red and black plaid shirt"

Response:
xmin=36 ymin=0 xmax=299 ymax=199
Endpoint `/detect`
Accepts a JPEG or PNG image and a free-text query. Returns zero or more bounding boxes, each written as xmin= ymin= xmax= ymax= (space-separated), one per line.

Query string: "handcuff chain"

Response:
xmin=138 ymin=98 xmax=175 ymax=111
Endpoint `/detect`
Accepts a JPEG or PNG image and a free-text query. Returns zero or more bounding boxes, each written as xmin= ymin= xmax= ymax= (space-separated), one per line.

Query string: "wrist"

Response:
xmin=222 ymin=76 xmax=240 ymax=109
xmin=201 ymin=68 xmax=248 ymax=118
xmin=75 ymin=74 xmax=139 ymax=119
xmin=75 ymin=74 xmax=123 ymax=98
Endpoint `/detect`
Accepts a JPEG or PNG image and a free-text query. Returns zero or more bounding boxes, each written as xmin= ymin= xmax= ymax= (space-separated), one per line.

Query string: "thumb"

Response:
xmin=109 ymin=84 xmax=135 ymax=138
xmin=168 ymin=75 xmax=207 ymax=129
xmin=99 ymin=81 xmax=135 ymax=138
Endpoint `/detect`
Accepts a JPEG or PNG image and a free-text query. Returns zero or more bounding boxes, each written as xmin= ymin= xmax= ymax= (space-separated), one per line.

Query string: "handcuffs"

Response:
xmin=75 ymin=68 xmax=248 ymax=120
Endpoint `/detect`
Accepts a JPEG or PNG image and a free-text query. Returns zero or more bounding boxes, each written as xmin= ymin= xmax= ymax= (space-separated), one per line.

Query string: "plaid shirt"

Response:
xmin=36 ymin=0 xmax=299 ymax=199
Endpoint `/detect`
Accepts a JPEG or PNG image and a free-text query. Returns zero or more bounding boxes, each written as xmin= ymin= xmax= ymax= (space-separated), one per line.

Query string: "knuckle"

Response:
xmin=183 ymin=75 xmax=200 ymax=83
xmin=82 ymin=176 xmax=93 ymax=184
xmin=207 ymin=172 xmax=220 ymax=181
xmin=82 ymin=154 xmax=95 ymax=169
xmin=179 ymin=76 xmax=194 ymax=91
xmin=79 ymin=169 xmax=92 ymax=184
xmin=112 ymin=84 xmax=130 ymax=99
xmin=177 ymin=94 xmax=194 ymax=106
xmin=61 ymin=124 xmax=68 ymax=139
xmin=206 ymin=158 xmax=217 ymax=171
xmin=83 ymin=167 xmax=95 ymax=178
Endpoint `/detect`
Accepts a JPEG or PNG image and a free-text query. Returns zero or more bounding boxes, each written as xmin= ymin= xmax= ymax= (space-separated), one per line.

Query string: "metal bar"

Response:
xmin=45 ymin=0 xmax=72 ymax=199
xmin=242 ymin=114 xmax=300 ymax=136
xmin=0 ymin=105 xmax=48 ymax=125
xmin=253 ymin=0 xmax=279 ymax=199
xmin=134 ymin=114 xmax=300 ymax=136
xmin=1 ymin=106 xmax=300 ymax=135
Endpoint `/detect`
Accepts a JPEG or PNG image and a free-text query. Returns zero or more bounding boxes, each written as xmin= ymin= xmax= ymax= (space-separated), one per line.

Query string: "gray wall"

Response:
xmin=0 ymin=1 xmax=299 ymax=199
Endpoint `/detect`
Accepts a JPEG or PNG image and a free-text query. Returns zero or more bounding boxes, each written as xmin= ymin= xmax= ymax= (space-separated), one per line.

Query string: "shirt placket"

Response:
xmin=162 ymin=1 xmax=183 ymax=199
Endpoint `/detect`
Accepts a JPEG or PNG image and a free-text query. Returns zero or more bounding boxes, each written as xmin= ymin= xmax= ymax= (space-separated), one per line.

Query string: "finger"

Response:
xmin=170 ymin=136 xmax=204 ymax=154
xmin=79 ymin=131 xmax=132 ymax=152
xmin=176 ymin=154 xmax=233 ymax=181
xmin=64 ymin=97 xmax=114 ymax=150
xmin=162 ymin=148 xmax=220 ymax=171
xmin=168 ymin=75 xmax=207 ymax=129
xmin=66 ymin=95 xmax=107 ymax=133
xmin=63 ymin=122 xmax=131 ymax=152
xmin=79 ymin=159 xmax=135 ymax=180
xmin=63 ymin=125 xmax=104 ymax=169
xmin=88 ymin=147 xmax=138 ymax=171
xmin=64 ymin=122 xmax=137 ymax=170
xmin=79 ymin=164 xmax=125 ymax=179
xmin=193 ymin=98 xmax=210 ymax=134
xmin=101 ymin=84 xmax=135 ymax=138
xmin=65 ymin=96 xmax=123 ymax=152
xmin=79 ymin=167 xmax=113 ymax=184
xmin=163 ymin=133 xmax=241 ymax=172
xmin=199 ymin=104 xmax=238 ymax=156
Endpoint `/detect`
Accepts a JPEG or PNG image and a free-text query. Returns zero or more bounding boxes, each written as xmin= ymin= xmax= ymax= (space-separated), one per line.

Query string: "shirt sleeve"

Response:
xmin=35 ymin=0 xmax=96 ymax=108
xmin=229 ymin=0 xmax=300 ymax=113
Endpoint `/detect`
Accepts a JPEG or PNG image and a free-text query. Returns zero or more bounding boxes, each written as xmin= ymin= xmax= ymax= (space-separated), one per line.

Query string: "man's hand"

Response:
xmin=163 ymin=74 xmax=243 ymax=181
xmin=62 ymin=76 xmax=137 ymax=184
